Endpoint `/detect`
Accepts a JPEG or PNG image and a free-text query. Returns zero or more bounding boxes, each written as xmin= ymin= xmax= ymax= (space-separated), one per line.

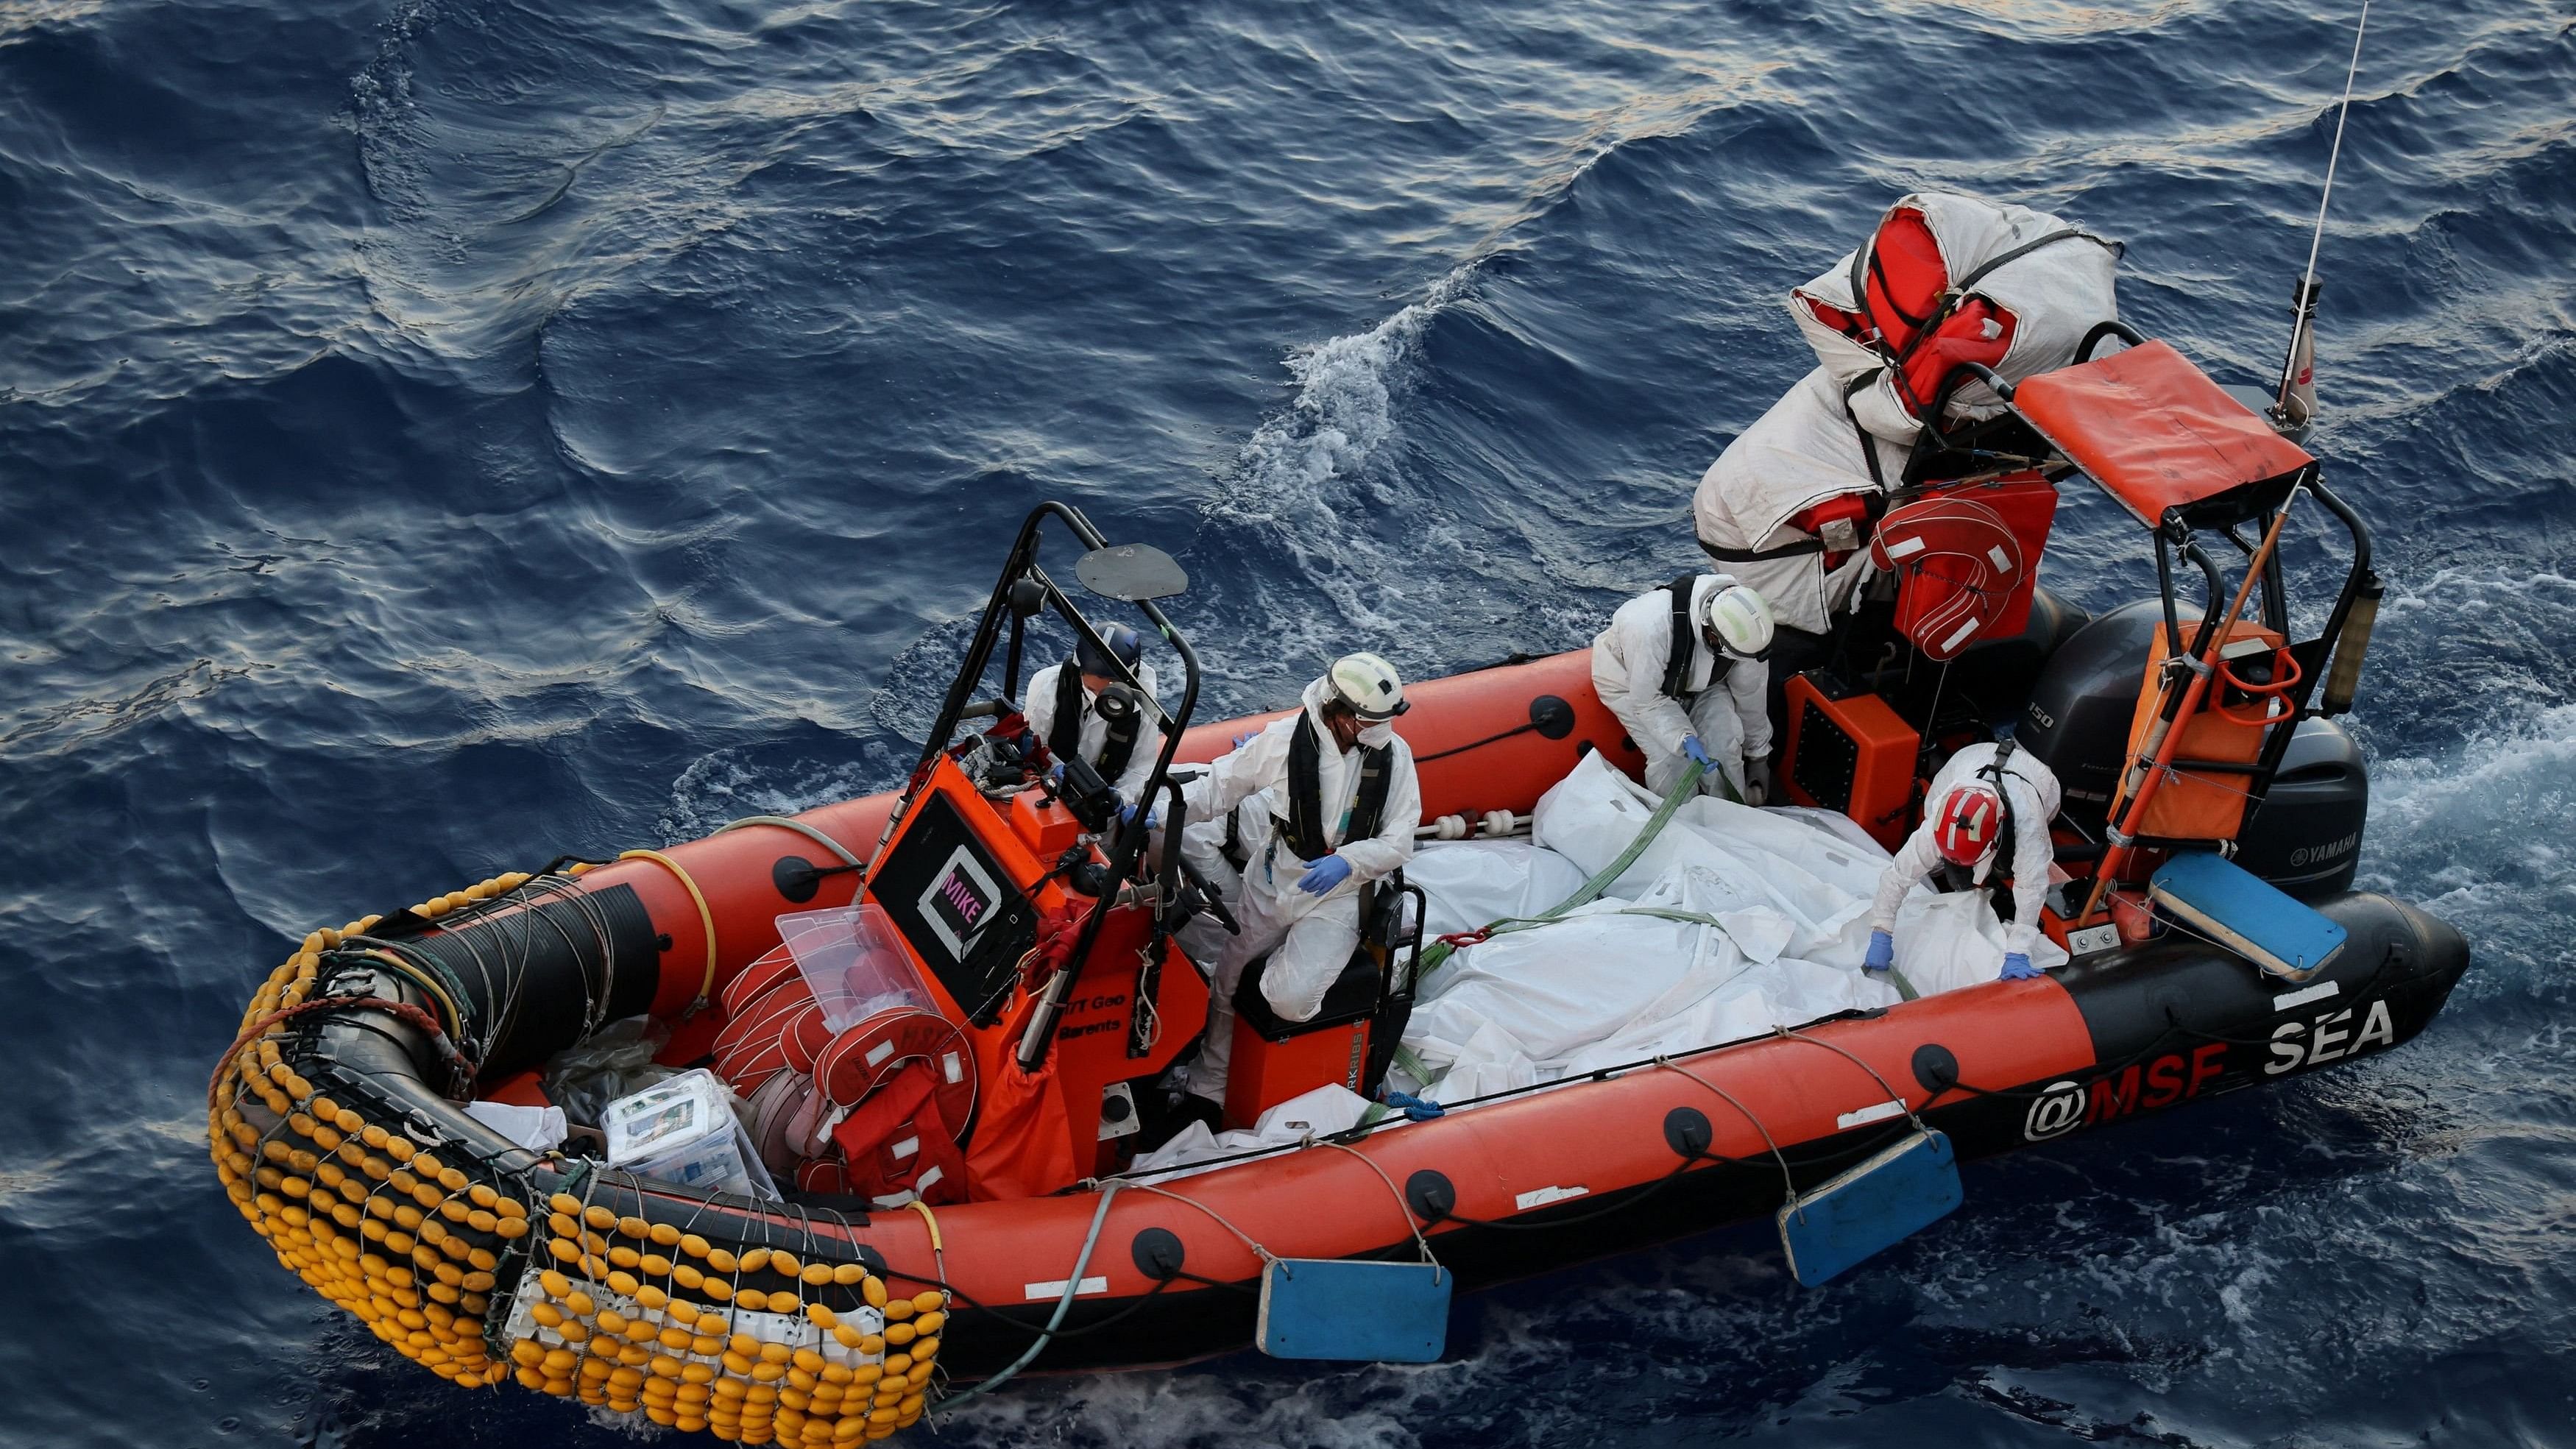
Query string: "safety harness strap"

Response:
xmin=1047 ymin=658 xmax=1084 ymax=765
xmin=1661 ymin=573 xmax=1701 ymax=701
xmin=1047 ymin=657 xmax=1142 ymax=782
xmin=1978 ymin=737 xmax=2022 ymax=888
xmin=1281 ymin=711 xmax=1394 ymax=862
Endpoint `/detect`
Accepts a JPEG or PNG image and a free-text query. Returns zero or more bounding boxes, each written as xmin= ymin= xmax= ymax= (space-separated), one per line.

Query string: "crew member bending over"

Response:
xmin=1866 ymin=739 xmax=2064 ymax=983
xmin=1176 ymin=653 xmax=1422 ymax=1110
xmin=1025 ymin=623 xmax=1165 ymax=808
xmin=1592 ymin=574 xmax=1777 ymax=802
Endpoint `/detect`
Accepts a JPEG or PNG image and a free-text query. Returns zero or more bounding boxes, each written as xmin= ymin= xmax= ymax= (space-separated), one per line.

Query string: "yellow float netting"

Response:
xmin=207 ymin=868 xmax=946 ymax=1442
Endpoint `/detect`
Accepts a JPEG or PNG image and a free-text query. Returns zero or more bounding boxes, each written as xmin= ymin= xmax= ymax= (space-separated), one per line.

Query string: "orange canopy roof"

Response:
xmin=2013 ymin=339 xmax=2315 ymax=528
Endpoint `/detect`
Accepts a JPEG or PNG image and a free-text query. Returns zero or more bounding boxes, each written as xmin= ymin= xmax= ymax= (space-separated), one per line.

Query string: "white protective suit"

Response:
xmin=1869 ymin=741 xmax=2062 ymax=963
xmin=1590 ymin=574 xmax=1774 ymax=801
xmin=1172 ymin=795 xmax=1267 ymax=977
xmin=1024 ymin=660 xmax=1164 ymax=805
xmin=1691 ymin=368 xmax=1904 ymax=636
xmin=1177 ymin=678 xmax=1421 ymax=1102
xmin=1694 ymin=193 xmax=2120 ymax=636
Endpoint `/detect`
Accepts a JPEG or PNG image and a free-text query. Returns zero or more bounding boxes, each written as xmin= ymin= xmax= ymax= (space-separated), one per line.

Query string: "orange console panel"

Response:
xmin=1782 ymin=672 xmax=1922 ymax=850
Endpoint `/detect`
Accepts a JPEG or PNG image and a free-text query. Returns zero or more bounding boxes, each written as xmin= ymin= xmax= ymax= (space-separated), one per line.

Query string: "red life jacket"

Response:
xmin=1796 ymin=206 xmax=2020 ymax=427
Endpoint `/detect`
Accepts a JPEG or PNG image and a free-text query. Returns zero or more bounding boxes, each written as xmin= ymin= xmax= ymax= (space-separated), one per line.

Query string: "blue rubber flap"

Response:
xmin=2151 ymin=849 xmax=2348 ymax=978
xmin=1777 ymin=1128 xmax=1962 ymax=1287
xmin=1256 ymin=1258 xmax=1451 ymax=1363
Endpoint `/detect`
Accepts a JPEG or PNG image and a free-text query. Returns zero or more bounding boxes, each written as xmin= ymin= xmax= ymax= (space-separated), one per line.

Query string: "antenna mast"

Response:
xmin=2274 ymin=1 xmax=2371 ymax=427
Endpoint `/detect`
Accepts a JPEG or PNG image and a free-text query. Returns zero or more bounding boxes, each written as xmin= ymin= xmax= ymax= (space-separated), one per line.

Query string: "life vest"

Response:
xmin=1048 ymin=658 xmax=1142 ymax=782
xmin=712 ymin=943 xmax=974 ymax=1206
xmin=1797 ymin=203 xmax=2103 ymax=434
xmin=1278 ymin=711 xmax=1395 ymax=862
xmin=1659 ymin=574 xmax=1733 ymax=701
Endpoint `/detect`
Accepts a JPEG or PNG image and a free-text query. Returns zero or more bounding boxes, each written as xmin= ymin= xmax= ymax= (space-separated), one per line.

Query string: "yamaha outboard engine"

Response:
xmin=2229 ymin=720 xmax=2367 ymax=897
xmin=2017 ymin=600 xmax=2165 ymax=831
xmin=2018 ymin=600 xmax=2368 ymax=900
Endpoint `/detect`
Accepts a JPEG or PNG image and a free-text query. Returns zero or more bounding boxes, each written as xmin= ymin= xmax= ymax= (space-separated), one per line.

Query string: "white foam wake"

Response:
xmin=1200 ymin=268 xmax=1475 ymax=640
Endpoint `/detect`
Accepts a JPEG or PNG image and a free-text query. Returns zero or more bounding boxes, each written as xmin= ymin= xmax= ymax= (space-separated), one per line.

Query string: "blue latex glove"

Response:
xmin=1117 ymin=800 xmax=1158 ymax=830
xmin=1682 ymin=734 xmax=1715 ymax=770
xmin=1297 ymin=854 xmax=1354 ymax=896
xmin=2000 ymin=952 xmax=2040 ymax=981
xmin=1047 ymin=759 xmax=1066 ymax=784
xmin=1864 ymin=929 xmax=1894 ymax=974
xmin=1231 ymin=730 xmax=1259 ymax=748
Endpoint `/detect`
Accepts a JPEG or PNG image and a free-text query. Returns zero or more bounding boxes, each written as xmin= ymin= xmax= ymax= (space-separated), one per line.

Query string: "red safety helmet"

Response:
xmin=1932 ymin=784 xmax=2005 ymax=868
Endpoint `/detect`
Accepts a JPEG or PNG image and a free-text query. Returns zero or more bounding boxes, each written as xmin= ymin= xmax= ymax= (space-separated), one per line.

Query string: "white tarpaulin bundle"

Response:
xmin=1789 ymin=192 xmax=2120 ymax=446
xmin=1691 ymin=191 xmax=2118 ymax=634
xmin=1395 ymin=751 xmax=2065 ymax=1102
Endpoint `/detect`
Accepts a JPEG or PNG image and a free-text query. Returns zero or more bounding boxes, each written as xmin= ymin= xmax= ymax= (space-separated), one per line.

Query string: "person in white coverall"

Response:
xmin=1591 ymin=574 xmax=1778 ymax=802
xmin=1024 ymin=623 xmax=1165 ymax=807
xmin=1177 ymin=653 xmax=1422 ymax=1108
xmin=1866 ymin=739 xmax=2063 ymax=982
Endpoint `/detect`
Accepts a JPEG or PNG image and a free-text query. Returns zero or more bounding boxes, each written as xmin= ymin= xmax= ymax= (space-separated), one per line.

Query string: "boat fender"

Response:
xmin=1256 ymin=1257 xmax=1451 ymax=1363
xmin=1777 ymin=1128 xmax=1964 ymax=1287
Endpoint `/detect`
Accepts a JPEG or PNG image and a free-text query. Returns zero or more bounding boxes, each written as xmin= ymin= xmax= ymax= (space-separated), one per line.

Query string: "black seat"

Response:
xmin=1233 ymin=949 xmax=1384 ymax=1044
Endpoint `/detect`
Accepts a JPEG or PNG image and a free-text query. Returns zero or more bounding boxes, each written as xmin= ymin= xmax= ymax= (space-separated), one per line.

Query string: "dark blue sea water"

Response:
xmin=5 ymin=1 xmax=2572 ymax=1444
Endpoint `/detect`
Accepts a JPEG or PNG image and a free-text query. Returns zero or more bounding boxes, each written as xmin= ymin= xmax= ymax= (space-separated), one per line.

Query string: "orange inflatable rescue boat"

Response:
xmin=210 ymin=335 xmax=2465 ymax=1441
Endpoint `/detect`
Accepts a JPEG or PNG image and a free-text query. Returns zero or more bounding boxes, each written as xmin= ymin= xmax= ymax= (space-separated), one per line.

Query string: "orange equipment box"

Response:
xmin=1782 ymin=672 xmax=1922 ymax=850
xmin=1008 ymin=787 xmax=1087 ymax=860
xmin=2109 ymin=620 xmax=2290 ymax=844
xmin=1224 ymin=1016 xmax=1373 ymax=1132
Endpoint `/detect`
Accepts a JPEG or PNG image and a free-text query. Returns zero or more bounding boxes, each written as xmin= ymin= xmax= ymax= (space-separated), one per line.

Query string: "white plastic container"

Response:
xmin=602 ymin=1069 xmax=779 ymax=1200
xmin=776 ymin=904 xmax=935 ymax=1034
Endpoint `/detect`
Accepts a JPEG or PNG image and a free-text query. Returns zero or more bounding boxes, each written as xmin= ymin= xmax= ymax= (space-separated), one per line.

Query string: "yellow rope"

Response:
xmin=618 ymin=849 xmax=719 ymax=1009
xmin=364 ymin=949 xmax=466 ymax=1038
xmin=903 ymin=1197 xmax=944 ymax=1253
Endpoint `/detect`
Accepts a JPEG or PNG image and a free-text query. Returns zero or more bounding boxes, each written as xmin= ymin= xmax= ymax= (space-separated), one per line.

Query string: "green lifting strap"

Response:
xmin=1416 ymin=761 xmax=1715 ymax=982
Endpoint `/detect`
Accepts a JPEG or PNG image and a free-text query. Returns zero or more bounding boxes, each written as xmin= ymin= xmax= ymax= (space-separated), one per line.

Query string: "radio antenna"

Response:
xmin=2274 ymin=0 xmax=2371 ymax=427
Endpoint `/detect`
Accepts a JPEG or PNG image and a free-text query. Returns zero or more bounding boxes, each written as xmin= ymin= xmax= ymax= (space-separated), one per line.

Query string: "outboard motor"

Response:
xmin=2018 ymin=599 xmax=2368 ymax=899
xmin=2017 ymin=600 xmax=2165 ymax=832
xmin=2230 ymin=718 xmax=2368 ymax=899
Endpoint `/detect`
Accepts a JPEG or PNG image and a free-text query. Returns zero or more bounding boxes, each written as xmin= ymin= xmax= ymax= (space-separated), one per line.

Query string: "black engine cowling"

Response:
xmin=2017 ymin=599 xmax=2367 ymax=900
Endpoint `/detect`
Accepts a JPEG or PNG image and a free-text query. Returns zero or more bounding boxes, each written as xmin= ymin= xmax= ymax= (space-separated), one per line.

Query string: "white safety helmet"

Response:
xmin=1328 ymin=651 xmax=1409 ymax=720
xmin=1698 ymin=583 xmax=1775 ymax=662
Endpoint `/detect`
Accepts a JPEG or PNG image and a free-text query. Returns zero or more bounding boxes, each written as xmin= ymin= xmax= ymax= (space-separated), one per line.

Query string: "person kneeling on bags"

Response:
xmin=1590 ymin=573 xmax=1777 ymax=803
xmin=1865 ymin=738 xmax=2064 ymax=983
xmin=1026 ymin=623 xmax=1167 ymax=809
xmin=1174 ymin=652 xmax=1422 ymax=1113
